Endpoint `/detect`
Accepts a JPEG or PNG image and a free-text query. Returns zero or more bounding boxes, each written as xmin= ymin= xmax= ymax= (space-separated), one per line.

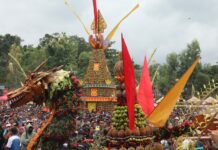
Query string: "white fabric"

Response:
xmin=182 ymin=139 xmax=190 ymax=150
xmin=6 ymin=135 xmax=20 ymax=148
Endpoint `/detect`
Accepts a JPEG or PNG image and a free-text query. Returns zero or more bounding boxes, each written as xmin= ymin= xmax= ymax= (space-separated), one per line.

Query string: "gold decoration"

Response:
xmin=105 ymin=79 xmax=112 ymax=85
xmin=91 ymin=10 xmax=107 ymax=33
xmin=79 ymin=80 xmax=84 ymax=85
xmin=94 ymin=63 xmax=100 ymax=71
xmin=88 ymin=102 xmax=96 ymax=112
xmin=106 ymin=66 xmax=109 ymax=72
xmin=91 ymin=88 xmax=98 ymax=96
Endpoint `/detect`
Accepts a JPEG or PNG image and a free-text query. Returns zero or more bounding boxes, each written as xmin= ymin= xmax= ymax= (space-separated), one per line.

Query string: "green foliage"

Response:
xmin=0 ymin=34 xmax=21 ymax=83
xmin=151 ymin=39 xmax=217 ymax=98
xmin=7 ymin=44 xmax=24 ymax=85
xmin=1 ymin=33 xmax=217 ymax=99
xmin=77 ymin=51 xmax=91 ymax=78
xmin=38 ymin=33 xmax=78 ymax=71
xmin=21 ymin=45 xmax=46 ymax=72
xmin=105 ymin=48 xmax=119 ymax=77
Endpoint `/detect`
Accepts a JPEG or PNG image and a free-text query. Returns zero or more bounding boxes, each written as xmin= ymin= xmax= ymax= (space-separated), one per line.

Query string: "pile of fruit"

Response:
xmin=107 ymin=104 xmax=154 ymax=148
xmin=112 ymin=106 xmax=128 ymax=130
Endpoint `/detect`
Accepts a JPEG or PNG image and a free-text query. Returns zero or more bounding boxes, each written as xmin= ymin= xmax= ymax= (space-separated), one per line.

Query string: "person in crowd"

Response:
xmin=5 ymin=127 xmax=20 ymax=150
xmin=0 ymin=124 xmax=5 ymax=150
xmin=195 ymin=139 xmax=204 ymax=150
xmin=20 ymin=124 xmax=36 ymax=150
xmin=211 ymin=130 xmax=218 ymax=149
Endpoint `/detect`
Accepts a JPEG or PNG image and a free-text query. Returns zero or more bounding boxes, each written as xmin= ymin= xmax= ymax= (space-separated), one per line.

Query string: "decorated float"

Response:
xmin=5 ymin=0 xmax=218 ymax=150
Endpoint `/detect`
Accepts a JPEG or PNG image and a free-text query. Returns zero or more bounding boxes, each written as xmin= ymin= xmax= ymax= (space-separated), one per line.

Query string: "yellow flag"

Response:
xmin=147 ymin=58 xmax=200 ymax=127
xmin=106 ymin=4 xmax=139 ymax=41
xmin=64 ymin=0 xmax=90 ymax=35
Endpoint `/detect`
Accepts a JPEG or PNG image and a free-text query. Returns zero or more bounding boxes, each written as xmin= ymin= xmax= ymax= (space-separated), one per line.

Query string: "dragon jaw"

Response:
xmin=7 ymin=66 xmax=63 ymax=108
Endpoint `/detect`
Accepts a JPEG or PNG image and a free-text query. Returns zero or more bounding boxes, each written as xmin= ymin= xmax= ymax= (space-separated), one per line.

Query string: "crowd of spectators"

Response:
xmin=1 ymin=103 xmax=218 ymax=150
xmin=0 ymin=103 xmax=49 ymax=149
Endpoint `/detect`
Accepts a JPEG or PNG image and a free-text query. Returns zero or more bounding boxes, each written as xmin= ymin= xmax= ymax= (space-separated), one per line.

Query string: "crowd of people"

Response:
xmin=0 ymin=103 xmax=112 ymax=150
xmin=0 ymin=103 xmax=49 ymax=150
xmin=69 ymin=109 xmax=112 ymax=149
xmin=0 ymin=103 xmax=218 ymax=150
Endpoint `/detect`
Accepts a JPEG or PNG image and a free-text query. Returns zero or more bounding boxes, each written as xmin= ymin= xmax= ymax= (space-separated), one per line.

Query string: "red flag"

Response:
xmin=137 ymin=57 xmax=154 ymax=116
xmin=92 ymin=0 xmax=98 ymax=32
xmin=121 ymin=34 xmax=136 ymax=130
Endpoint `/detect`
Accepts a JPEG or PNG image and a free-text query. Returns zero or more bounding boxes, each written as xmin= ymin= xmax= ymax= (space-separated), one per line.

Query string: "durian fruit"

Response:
xmin=111 ymin=128 xmax=118 ymax=137
xmin=152 ymin=143 xmax=164 ymax=150
xmin=139 ymin=127 xmax=146 ymax=136
xmin=110 ymin=148 xmax=119 ymax=150
xmin=145 ymin=143 xmax=164 ymax=150
xmin=133 ymin=128 xmax=140 ymax=136
xmin=125 ymin=128 xmax=131 ymax=137
xmin=119 ymin=146 xmax=127 ymax=150
xmin=118 ymin=130 xmax=125 ymax=138
xmin=127 ymin=147 xmax=135 ymax=150
xmin=136 ymin=145 xmax=145 ymax=150
xmin=145 ymin=126 xmax=153 ymax=136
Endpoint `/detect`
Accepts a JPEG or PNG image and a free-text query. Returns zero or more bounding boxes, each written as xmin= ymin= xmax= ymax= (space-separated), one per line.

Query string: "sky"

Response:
xmin=0 ymin=0 xmax=217 ymax=65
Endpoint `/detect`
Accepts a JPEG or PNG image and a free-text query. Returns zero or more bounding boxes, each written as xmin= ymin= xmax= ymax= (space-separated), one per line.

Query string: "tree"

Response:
xmin=0 ymin=34 xmax=21 ymax=84
xmin=38 ymin=33 xmax=78 ymax=71
xmin=77 ymin=51 xmax=91 ymax=79
xmin=7 ymin=44 xmax=23 ymax=86
xmin=21 ymin=45 xmax=46 ymax=72
xmin=177 ymin=40 xmax=201 ymax=98
xmin=105 ymin=48 xmax=119 ymax=78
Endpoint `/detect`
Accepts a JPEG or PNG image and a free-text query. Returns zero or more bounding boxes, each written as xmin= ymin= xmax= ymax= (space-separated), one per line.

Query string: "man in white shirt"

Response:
xmin=6 ymin=127 xmax=20 ymax=150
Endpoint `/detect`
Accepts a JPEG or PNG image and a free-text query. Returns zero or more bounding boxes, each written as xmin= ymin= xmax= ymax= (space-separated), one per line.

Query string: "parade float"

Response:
xmin=7 ymin=61 xmax=84 ymax=149
xmin=81 ymin=11 xmax=116 ymax=112
xmin=64 ymin=0 xmax=140 ymax=112
xmin=5 ymin=0 xmax=218 ymax=150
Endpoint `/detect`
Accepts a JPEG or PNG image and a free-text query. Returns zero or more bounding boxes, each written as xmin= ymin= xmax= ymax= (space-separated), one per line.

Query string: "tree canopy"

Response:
xmin=0 ymin=33 xmax=217 ymax=98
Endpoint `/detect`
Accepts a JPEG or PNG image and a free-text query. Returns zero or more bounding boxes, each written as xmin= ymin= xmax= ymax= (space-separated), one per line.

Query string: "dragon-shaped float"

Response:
xmin=8 ymin=61 xmax=83 ymax=149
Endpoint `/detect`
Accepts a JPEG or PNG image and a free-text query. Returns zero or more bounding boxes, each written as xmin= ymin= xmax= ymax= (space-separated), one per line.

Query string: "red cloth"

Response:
xmin=0 ymin=89 xmax=8 ymax=101
xmin=137 ymin=57 xmax=154 ymax=116
xmin=121 ymin=34 xmax=136 ymax=130
xmin=92 ymin=0 xmax=98 ymax=32
xmin=42 ymin=107 xmax=50 ymax=112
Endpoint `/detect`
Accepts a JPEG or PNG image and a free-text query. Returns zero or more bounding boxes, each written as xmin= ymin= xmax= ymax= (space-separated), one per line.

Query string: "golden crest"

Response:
xmin=91 ymin=10 xmax=107 ymax=33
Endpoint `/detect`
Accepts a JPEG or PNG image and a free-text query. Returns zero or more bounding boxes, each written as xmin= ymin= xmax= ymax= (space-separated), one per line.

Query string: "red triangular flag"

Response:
xmin=92 ymin=0 xmax=98 ymax=32
xmin=121 ymin=34 xmax=136 ymax=130
xmin=137 ymin=57 xmax=154 ymax=116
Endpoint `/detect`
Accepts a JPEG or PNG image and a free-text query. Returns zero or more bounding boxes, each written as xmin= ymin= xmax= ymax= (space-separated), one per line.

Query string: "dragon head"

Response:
xmin=7 ymin=60 xmax=63 ymax=108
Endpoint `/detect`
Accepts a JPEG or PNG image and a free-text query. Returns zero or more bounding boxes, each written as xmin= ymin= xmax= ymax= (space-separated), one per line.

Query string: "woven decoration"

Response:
xmin=94 ymin=63 xmax=100 ymax=71
xmin=91 ymin=88 xmax=98 ymax=96
xmin=91 ymin=10 xmax=107 ymax=34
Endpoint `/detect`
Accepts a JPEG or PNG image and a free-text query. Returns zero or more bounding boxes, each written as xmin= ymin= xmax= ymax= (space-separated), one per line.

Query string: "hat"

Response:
xmin=6 ymin=123 xmax=11 ymax=127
